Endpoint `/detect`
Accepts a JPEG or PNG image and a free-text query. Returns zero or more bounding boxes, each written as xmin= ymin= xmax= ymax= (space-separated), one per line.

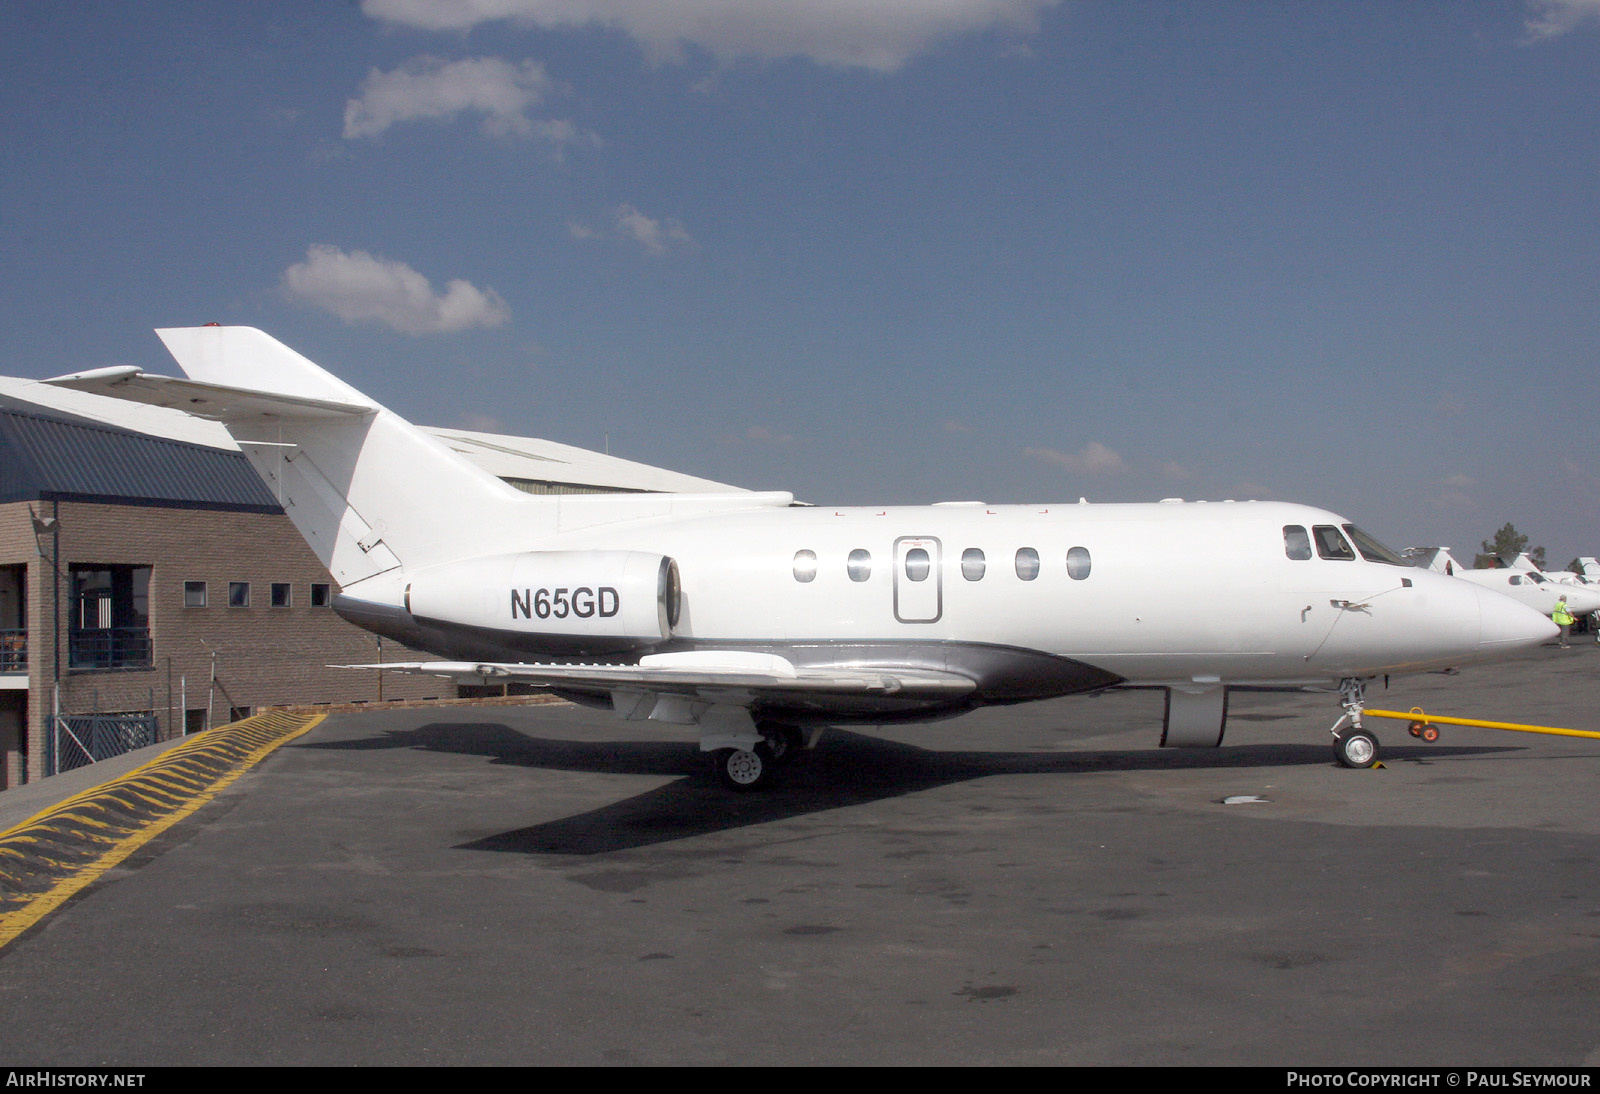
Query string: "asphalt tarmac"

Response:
xmin=2 ymin=643 xmax=1598 ymax=1066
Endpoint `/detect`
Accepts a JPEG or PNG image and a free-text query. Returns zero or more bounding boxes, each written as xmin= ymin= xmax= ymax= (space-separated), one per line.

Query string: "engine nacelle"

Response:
xmin=405 ymin=550 xmax=680 ymax=650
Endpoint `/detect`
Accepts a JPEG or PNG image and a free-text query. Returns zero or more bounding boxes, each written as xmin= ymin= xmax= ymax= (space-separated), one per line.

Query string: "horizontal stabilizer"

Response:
xmin=42 ymin=366 xmax=372 ymax=421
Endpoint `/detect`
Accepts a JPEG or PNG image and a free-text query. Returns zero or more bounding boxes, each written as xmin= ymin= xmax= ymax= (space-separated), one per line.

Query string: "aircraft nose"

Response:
xmin=1560 ymin=588 xmax=1600 ymax=615
xmin=1476 ymin=586 xmax=1559 ymax=650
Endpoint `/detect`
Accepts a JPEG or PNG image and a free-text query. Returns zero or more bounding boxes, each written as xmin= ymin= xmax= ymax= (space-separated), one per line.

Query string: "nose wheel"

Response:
xmin=1333 ymin=728 xmax=1378 ymax=768
xmin=1329 ymin=678 xmax=1381 ymax=768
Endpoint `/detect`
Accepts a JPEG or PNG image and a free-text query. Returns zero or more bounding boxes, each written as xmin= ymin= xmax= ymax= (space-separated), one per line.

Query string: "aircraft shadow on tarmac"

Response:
xmin=301 ymin=723 xmax=1522 ymax=856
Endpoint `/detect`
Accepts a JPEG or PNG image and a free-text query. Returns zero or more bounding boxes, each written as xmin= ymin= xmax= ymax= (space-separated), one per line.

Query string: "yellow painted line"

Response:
xmin=1365 ymin=708 xmax=1600 ymax=741
xmin=0 ymin=710 xmax=325 ymax=950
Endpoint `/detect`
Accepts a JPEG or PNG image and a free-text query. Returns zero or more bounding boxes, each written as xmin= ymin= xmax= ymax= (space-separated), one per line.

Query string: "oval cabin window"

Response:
xmin=793 ymin=550 xmax=818 ymax=583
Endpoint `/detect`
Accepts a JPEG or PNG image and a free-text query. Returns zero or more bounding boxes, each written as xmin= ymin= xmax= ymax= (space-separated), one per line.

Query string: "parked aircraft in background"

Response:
xmin=1405 ymin=548 xmax=1600 ymax=618
xmin=1504 ymin=553 xmax=1600 ymax=593
xmin=47 ymin=328 xmax=1557 ymax=788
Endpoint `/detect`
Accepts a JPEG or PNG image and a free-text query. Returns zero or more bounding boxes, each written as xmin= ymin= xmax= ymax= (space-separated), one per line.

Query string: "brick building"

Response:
xmin=0 ymin=394 xmax=456 ymax=787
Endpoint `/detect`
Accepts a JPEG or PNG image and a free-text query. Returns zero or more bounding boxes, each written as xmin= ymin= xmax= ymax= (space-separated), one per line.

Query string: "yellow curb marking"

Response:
xmin=0 ymin=711 xmax=325 ymax=950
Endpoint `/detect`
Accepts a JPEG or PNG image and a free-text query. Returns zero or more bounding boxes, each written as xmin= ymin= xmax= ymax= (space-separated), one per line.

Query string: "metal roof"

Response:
xmin=0 ymin=375 xmax=746 ymax=497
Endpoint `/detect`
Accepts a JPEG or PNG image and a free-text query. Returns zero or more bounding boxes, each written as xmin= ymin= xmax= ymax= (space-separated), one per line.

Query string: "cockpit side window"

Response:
xmin=1525 ymin=572 xmax=1547 ymax=584
xmin=1284 ymin=526 xmax=1312 ymax=560
xmin=1313 ymin=525 xmax=1356 ymax=561
xmin=1341 ymin=524 xmax=1406 ymax=566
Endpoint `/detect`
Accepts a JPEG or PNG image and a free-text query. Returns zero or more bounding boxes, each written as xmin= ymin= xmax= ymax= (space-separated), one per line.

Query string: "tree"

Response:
xmin=1473 ymin=522 xmax=1546 ymax=569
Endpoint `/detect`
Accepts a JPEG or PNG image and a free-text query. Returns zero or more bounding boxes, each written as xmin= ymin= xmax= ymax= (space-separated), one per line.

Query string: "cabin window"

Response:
xmin=1066 ymin=546 xmax=1091 ymax=580
xmin=1508 ymin=575 xmax=1523 ymax=586
xmin=1283 ymin=526 xmax=1312 ymax=560
xmin=1015 ymin=548 xmax=1040 ymax=581
xmin=904 ymin=548 xmax=931 ymax=582
xmin=961 ymin=548 xmax=986 ymax=581
xmin=847 ymin=549 xmax=872 ymax=582
xmin=1312 ymin=526 xmax=1356 ymax=561
xmin=792 ymin=550 xmax=818 ymax=583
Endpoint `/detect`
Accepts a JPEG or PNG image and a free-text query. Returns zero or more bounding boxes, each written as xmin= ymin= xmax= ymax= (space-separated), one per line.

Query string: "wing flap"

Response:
xmin=342 ymin=658 xmax=977 ymax=699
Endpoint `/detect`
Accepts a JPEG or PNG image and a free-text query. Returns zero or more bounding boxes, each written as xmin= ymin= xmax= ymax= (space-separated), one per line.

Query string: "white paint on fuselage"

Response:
xmin=344 ymin=498 xmax=1536 ymax=688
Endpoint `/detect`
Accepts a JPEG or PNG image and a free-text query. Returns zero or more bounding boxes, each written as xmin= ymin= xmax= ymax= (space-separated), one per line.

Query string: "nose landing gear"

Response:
xmin=1330 ymin=678 xmax=1381 ymax=768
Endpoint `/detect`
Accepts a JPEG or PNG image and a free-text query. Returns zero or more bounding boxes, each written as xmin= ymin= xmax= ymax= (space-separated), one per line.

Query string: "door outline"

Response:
xmin=894 ymin=536 xmax=943 ymax=624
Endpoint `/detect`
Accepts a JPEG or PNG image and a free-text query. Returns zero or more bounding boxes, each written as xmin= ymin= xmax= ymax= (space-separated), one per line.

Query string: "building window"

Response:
xmin=229 ymin=581 xmax=250 ymax=607
xmin=310 ymin=583 xmax=331 ymax=607
xmin=271 ymin=582 xmax=291 ymax=608
xmin=69 ymin=565 xmax=151 ymax=670
xmin=183 ymin=580 xmax=207 ymax=608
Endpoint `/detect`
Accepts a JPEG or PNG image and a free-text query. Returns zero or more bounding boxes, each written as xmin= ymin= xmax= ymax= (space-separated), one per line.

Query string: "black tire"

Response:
xmin=714 ymin=745 xmax=773 ymax=791
xmin=1421 ymin=724 xmax=1440 ymax=743
xmin=1334 ymin=730 xmax=1379 ymax=769
xmin=758 ymin=722 xmax=805 ymax=764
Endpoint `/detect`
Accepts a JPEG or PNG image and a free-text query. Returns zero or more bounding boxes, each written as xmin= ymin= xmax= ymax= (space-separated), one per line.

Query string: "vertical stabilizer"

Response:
xmin=153 ymin=326 xmax=540 ymax=584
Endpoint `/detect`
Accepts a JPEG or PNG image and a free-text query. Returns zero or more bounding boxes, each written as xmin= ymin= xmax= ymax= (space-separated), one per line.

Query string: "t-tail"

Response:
xmin=48 ymin=326 xmax=546 ymax=588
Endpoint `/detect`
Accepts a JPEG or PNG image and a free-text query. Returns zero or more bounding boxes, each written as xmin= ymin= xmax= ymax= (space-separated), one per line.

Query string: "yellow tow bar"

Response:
xmin=1365 ymin=707 xmax=1600 ymax=742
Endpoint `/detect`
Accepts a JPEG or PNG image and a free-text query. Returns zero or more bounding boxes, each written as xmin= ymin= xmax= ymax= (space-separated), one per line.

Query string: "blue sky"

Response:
xmin=3 ymin=1 xmax=1597 ymax=562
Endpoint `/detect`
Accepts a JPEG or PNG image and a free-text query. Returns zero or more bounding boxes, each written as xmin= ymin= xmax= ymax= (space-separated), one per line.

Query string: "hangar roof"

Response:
xmin=0 ymin=394 xmax=279 ymax=511
xmin=0 ymin=376 xmax=743 ymax=500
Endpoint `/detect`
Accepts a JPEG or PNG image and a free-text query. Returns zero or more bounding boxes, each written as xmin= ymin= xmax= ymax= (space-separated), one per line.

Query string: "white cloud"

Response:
xmin=360 ymin=0 xmax=1060 ymax=72
xmin=615 ymin=204 xmax=692 ymax=255
xmin=1023 ymin=442 xmax=1125 ymax=475
xmin=343 ymin=55 xmax=585 ymax=143
xmin=283 ymin=245 xmax=511 ymax=335
xmin=1523 ymin=0 xmax=1600 ymax=41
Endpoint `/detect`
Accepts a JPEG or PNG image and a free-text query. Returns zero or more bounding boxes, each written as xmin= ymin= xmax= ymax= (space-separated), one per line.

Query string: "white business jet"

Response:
xmin=1504 ymin=553 xmax=1600 ymax=594
xmin=1404 ymin=548 xmax=1600 ymax=618
xmin=47 ymin=328 xmax=1556 ymax=788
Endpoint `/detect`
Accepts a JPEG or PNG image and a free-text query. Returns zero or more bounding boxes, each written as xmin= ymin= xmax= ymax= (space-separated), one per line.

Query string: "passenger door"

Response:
xmin=894 ymin=536 xmax=943 ymax=624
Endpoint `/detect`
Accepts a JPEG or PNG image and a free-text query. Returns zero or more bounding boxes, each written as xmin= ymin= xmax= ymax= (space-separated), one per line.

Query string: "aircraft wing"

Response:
xmin=345 ymin=652 xmax=977 ymax=702
xmin=43 ymin=366 xmax=371 ymax=420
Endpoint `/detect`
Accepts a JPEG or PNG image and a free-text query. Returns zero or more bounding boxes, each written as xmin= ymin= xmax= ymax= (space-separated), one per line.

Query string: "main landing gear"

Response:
xmin=1329 ymin=678 xmax=1380 ymax=768
xmin=711 ymin=721 xmax=806 ymax=791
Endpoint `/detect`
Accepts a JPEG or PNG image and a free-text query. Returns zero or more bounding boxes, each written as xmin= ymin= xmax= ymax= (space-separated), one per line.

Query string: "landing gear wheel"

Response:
xmin=714 ymin=745 xmax=773 ymax=791
xmin=757 ymin=722 xmax=804 ymax=765
xmin=1334 ymin=730 xmax=1379 ymax=769
xmin=1420 ymin=724 xmax=1440 ymax=743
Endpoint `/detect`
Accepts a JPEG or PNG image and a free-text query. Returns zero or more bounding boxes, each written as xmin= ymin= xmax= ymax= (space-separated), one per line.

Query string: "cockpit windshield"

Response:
xmin=1341 ymin=524 xmax=1407 ymax=566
